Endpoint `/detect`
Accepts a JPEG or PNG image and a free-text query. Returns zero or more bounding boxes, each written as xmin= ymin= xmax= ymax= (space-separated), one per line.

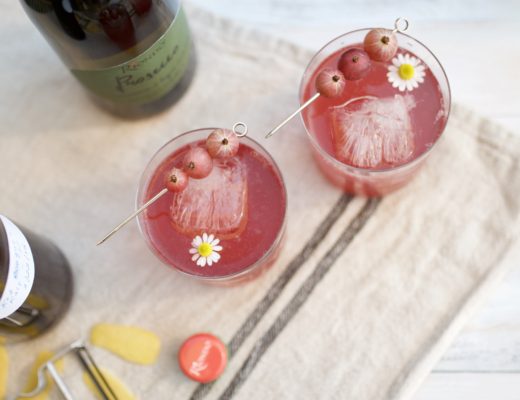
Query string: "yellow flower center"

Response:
xmin=398 ymin=63 xmax=415 ymax=80
xmin=198 ymin=243 xmax=213 ymax=257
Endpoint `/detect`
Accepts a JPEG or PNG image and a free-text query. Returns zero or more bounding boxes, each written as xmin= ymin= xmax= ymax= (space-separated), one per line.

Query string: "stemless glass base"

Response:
xmin=199 ymin=231 xmax=286 ymax=287
xmin=311 ymin=147 xmax=424 ymax=197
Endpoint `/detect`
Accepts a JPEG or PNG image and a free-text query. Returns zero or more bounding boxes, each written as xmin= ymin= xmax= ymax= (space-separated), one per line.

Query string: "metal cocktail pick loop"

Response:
xmin=97 ymin=122 xmax=249 ymax=246
xmin=265 ymin=17 xmax=409 ymax=139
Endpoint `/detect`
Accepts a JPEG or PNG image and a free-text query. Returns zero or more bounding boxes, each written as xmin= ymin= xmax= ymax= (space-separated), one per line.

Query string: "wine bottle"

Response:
xmin=0 ymin=215 xmax=73 ymax=343
xmin=20 ymin=0 xmax=194 ymax=118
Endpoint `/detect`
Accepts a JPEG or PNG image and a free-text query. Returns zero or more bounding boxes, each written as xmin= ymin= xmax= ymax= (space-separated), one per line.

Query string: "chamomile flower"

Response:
xmin=387 ymin=53 xmax=426 ymax=92
xmin=190 ymin=233 xmax=222 ymax=267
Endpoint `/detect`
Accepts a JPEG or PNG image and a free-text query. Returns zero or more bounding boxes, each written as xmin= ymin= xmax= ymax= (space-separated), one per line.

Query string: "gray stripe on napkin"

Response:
xmin=189 ymin=193 xmax=352 ymax=400
xmin=218 ymin=198 xmax=381 ymax=399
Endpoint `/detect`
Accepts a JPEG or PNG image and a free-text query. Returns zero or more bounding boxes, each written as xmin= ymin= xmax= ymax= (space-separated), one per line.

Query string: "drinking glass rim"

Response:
xmin=135 ymin=128 xmax=288 ymax=282
xmin=298 ymin=27 xmax=452 ymax=175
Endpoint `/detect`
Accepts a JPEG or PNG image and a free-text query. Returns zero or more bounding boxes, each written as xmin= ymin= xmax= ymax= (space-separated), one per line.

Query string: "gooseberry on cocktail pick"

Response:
xmin=364 ymin=28 xmax=398 ymax=62
xmin=265 ymin=17 xmax=410 ymax=139
xmin=97 ymin=123 xmax=249 ymax=246
xmin=364 ymin=18 xmax=408 ymax=62
xmin=165 ymin=168 xmax=189 ymax=192
xmin=183 ymin=147 xmax=213 ymax=179
xmin=338 ymin=48 xmax=371 ymax=80
xmin=265 ymin=68 xmax=348 ymax=139
xmin=206 ymin=128 xmax=240 ymax=159
xmin=315 ymin=69 xmax=346 ymax=98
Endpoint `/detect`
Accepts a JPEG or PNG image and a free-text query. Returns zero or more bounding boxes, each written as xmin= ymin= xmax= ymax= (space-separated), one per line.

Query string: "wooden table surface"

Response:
xmin=189 ymin=0 xmax=520 ymax=398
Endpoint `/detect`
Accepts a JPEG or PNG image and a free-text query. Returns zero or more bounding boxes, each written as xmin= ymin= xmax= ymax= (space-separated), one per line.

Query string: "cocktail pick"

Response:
xmin=265 ymin=17 xmax=409 ymax=139
xmin=265 ymin=92 xmax=320 ymax=139
xmin=97 ymin=123 xmax=248 ymax=246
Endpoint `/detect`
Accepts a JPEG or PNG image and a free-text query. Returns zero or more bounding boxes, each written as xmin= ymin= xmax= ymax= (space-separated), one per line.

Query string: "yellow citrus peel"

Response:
xmin=0 ymin=347 xmax=8 ymax=399
xmin=90 ymin=324 xmax=161 ymax=365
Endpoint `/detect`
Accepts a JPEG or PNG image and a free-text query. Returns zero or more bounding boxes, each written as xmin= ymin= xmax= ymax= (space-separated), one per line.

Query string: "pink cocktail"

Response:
xmin=300 ymin=28 xmax=451 ymax=196
xmin=136 ymin=129 xmax=287 ymax=284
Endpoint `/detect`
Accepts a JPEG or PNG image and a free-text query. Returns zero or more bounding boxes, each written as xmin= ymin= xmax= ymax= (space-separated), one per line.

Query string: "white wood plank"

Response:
xmin=413 ymin=373 xmax=520 ymax=400
xmin=190 ymin=0 xmax=520 ymax=24
xmin=494 ymin=117 xmax=520 ymax=134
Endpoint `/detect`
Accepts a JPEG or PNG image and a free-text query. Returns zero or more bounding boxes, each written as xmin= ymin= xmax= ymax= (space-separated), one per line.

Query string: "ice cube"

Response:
xmin=170 ymin=157 xmax=248 ymax=239
xmin=331 ymin=95 xmax=416 ymax=168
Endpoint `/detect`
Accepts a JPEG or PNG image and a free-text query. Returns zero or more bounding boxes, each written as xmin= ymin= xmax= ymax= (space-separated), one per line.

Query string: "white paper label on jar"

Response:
xmin=0 ymin=215 xmax=35 ymax=320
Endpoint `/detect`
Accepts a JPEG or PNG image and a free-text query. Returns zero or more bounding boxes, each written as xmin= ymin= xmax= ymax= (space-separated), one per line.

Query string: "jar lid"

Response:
xmin=178 ymin=333 xmax=228 ymax=383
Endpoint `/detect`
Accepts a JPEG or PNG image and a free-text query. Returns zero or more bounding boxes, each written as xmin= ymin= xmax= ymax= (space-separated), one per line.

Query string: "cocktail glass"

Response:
xmin=299 ymin=28 xmax=451 ymax=196
xmin=136 ymin=129 xmax=287 ymax=285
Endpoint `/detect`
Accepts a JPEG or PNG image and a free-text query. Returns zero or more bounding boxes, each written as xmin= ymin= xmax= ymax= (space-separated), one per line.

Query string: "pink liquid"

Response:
xmin=141 ymin=141 xmax=286 ymax=281
xmin=301 ymin=45 xmax=448 ymax=195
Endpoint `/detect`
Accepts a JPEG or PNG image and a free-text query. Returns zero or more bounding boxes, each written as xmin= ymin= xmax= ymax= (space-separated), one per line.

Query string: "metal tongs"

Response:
xmin=12 ymin=340 xmax=118 ymax=400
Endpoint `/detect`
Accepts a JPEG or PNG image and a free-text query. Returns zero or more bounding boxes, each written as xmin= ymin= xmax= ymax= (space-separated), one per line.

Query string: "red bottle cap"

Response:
xmin=178 ymin=333 xmax=228 ymax=383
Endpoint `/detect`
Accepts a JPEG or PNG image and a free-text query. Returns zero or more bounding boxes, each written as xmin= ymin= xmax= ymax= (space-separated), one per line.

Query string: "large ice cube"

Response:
xmin=170 ymin=157 xmax=248 ymax=238
xmin=331 ymin=95 xmax=416 ymax=168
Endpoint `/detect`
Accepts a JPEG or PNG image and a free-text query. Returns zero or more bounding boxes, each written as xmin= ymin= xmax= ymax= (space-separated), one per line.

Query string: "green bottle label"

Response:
xmin=71 ymin=7 xmax=191 ymax=106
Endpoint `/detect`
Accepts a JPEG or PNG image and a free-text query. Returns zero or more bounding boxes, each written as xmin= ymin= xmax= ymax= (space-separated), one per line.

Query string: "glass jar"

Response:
xmin=0 ymin=215 xmax=73 ymax=344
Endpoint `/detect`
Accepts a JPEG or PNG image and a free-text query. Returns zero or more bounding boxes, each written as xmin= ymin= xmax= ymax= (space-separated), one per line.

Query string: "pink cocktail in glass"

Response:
xmin=137 ymin=129 xmax=287 ymax=284
xmin=300 ymin=29 xmax=451 ymax=196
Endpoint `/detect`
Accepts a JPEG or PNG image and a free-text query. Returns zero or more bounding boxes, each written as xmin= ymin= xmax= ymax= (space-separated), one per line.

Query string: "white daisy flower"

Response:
xmin=189 ymin=233 xmax=222 ymax=267
xmin=387 ymin=53 xmax=426 ymax=92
